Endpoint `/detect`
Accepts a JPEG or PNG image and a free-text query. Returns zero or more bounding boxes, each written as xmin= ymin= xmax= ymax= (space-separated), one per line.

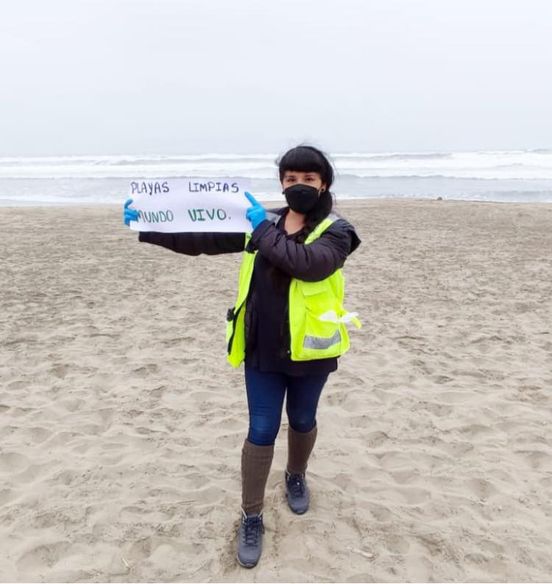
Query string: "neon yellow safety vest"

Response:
xmin=226 ymin=214 xmax=361 ymax=368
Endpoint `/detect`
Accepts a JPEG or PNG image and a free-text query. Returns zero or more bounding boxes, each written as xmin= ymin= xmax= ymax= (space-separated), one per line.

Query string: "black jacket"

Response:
xmin=139 ymin=207 xmax=361 ymax=375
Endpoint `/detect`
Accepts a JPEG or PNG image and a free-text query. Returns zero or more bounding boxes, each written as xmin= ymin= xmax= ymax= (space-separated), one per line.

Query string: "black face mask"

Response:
xmin=283 ymin=184 xmax=321 ymax=214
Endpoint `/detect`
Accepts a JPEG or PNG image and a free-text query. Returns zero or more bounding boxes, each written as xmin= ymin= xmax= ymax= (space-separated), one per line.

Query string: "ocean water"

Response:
xmin=1 ymin=150 xmax=552 ymax=206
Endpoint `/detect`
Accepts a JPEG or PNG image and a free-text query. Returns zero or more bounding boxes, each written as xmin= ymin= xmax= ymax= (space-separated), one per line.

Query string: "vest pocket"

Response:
xmin=294 ymin=281 xmax=349 ymax=359
xmin=301 ymin=309 xmax=347 ymax=357
xmin=301 ymin=280 xmax=330 ymax=296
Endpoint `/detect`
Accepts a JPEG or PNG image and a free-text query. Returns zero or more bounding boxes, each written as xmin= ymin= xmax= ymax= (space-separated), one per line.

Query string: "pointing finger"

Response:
xmin=244 ymin=191 xmax=259 ymax=206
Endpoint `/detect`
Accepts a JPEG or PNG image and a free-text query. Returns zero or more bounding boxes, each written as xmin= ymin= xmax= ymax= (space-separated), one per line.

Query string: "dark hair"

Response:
xmin=276 ymin=145 xmax=335 ymax=243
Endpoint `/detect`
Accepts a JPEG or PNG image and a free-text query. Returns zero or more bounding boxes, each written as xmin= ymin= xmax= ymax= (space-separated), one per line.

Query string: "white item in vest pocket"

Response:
xmin=318 ymin=310 xmax=361 ymax=327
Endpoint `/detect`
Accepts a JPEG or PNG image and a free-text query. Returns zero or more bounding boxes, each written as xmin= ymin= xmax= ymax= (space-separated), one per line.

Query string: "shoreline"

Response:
xmin=2 ymin=196 xmax=552 ymax=210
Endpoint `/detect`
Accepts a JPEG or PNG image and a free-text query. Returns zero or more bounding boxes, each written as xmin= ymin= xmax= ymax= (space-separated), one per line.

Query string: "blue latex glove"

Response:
xmin=245 ymin=191 xmax=266 ymax=230
xmin=123 ymin=198 xmax=139 ymax=226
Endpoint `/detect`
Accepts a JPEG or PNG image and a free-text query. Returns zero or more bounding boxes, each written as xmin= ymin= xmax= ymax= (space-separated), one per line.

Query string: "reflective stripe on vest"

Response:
xmin=226 ymin=214 xmax=360 ymax=367
xmin=304 ymin=330 xmax=341 ymax=350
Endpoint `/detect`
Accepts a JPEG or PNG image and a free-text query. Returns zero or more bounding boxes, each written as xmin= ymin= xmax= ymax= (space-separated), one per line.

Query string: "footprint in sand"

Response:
xmin=0 ymin=451 xmax=30 ymax=473
xmin=463 ymin=477 xmax=499 ymax=501
xmin=29 ymin=426 xmax=53 ymax=444
xmin=16 ymin=541 xmax=73 ymax=571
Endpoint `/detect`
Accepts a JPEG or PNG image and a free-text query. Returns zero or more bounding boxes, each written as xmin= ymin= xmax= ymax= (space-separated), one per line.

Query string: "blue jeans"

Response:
xmin=244 ymin=366 xmax=330 ymax=446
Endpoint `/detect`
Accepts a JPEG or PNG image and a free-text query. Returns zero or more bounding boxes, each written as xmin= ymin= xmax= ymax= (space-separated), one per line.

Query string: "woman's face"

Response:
xmin=281 ymin=171 xmax=326 ymax=192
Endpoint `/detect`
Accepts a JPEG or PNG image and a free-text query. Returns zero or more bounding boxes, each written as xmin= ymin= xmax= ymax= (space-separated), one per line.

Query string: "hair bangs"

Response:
xmin=277 ymin=145 xmax=334 ymax=187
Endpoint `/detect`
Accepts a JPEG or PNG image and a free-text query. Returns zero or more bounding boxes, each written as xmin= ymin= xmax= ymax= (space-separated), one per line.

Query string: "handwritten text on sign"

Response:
xmin=128 ymin=178 xmax=252 ymax=233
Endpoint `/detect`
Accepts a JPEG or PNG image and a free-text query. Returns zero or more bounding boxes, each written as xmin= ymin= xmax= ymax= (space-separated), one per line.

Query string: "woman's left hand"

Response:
xmin=245 ymin=191 xmax=267 ymax=230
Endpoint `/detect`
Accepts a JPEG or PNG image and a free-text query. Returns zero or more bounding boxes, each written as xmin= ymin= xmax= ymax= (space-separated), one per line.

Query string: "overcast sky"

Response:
xmin=1 ymin=0 xmax=551 ymax=156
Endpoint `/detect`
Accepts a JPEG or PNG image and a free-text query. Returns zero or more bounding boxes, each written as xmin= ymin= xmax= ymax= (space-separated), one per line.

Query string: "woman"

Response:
xmin=123 ymin=145 xmax=361 ymax=568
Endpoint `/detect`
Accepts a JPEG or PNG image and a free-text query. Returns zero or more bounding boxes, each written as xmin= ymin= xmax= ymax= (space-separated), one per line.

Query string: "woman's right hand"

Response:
xmin=123 ymin=198 xmax=139 ymax=226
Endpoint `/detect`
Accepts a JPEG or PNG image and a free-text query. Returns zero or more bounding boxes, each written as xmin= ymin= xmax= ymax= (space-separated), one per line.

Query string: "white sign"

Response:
xmin=127 ymin=177 xmax=252 ymax=232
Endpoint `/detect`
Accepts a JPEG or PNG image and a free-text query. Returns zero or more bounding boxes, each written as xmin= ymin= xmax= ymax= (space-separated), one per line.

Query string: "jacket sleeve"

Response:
xmin=249 ymin=219 xmax=361 ymax=281
xmin=138 ymin=231 xmax=246 ymax=255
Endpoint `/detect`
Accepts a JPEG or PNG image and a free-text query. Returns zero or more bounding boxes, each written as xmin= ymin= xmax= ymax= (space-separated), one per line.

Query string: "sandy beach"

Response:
xmin=1 ymin=199 xmax=552 ymax=582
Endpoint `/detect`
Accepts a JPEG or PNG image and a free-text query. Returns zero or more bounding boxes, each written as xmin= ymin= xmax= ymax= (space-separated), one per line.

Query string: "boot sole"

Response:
xmin=237 ymin=554 xmax=259 ymax=569
xmin=285 ymin=492 xmax=309 ymax=514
